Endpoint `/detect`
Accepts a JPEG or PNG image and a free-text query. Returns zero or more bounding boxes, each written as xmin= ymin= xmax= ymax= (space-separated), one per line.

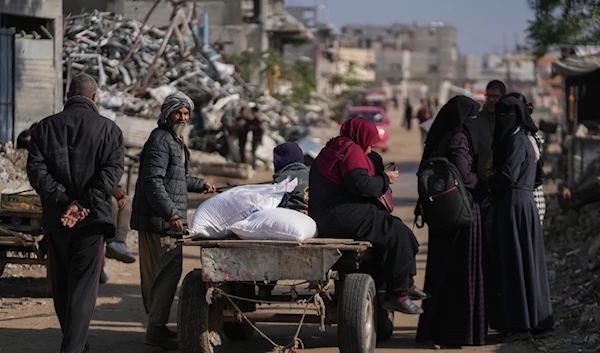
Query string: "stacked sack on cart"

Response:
xmin=189 ymin=177 xmax=317 ymax=241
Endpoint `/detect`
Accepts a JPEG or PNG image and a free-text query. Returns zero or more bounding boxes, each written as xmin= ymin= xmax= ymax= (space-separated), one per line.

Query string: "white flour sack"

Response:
xmin=190 ymin=177 xmax=298 ymax=239
xmin=229 ymin=208 xmax=318 ymax=241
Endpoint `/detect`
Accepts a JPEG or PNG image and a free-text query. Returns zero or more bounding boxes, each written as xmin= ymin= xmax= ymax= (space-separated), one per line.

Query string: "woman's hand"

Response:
xmin=385 ymin=170 xmax=399 ymax=184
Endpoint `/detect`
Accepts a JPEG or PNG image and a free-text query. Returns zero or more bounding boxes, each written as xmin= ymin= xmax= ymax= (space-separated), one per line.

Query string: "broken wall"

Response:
xmin=0 ymin=0 xmax=63 ymax=142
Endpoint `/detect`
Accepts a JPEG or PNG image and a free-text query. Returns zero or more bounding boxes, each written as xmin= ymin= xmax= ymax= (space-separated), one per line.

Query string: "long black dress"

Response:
xmin=309 ymin=163 xmax=419 ymax=296
xmin=487 ymin=129 xmax=554 ymax=334
xmin=416 ymin=132 xmax=486 ymax=346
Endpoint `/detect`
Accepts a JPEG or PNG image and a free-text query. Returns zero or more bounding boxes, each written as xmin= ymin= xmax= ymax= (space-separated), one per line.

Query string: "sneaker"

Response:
xmin=145 ymin=324 xmax=179 ymax=350
xmin=105 ymin=242 xmax=136 ymax=264
xmin=383 ymin=297 xmax=424 ymax=315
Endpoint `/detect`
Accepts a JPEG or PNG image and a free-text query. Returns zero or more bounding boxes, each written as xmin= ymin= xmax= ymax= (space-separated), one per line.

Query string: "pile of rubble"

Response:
xmin=62 ymin=9 xmax=336 ymax=170
xmin=0 ymin=144 xmax=31 ymax=194
xmin=63 ymin=9 xmax=245 ymax=118
xmin=537 ymin=190 xmax=600 ymax=351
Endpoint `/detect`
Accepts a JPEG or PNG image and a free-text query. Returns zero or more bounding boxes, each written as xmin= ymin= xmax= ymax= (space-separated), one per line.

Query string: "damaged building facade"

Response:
xmin=63 ymin=0 xmax=310 ymax=57
xmin=0 ymin=0 xmax=63 ymax=144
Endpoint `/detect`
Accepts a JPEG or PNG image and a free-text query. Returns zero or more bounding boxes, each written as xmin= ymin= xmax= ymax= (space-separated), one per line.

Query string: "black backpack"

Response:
xmin=415 ymin=133 xmax=473 ymax=234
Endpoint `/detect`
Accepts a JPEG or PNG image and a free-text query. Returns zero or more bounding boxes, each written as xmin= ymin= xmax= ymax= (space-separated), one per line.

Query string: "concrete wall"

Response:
xmin=375 ymin=50 xmax=407 ymax=82
xmin=413 ymin=25 xmax=458 ymax=90
xmin=459 ymin=54 xmax=481 ymax=82
xmin=0 ymin=0 xmax=63 ymax=139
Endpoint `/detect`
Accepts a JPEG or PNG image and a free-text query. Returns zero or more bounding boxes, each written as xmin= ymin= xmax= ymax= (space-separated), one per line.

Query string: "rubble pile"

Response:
xmin=62 ymin=10 xmax=335 ymax=169
xmin=63 ymin=10 xmax=243 ymax=118
xmin=538 ymin=195 xmax=600 ymax=352
xmin=0 ymin=144 xmax=31 ymax=194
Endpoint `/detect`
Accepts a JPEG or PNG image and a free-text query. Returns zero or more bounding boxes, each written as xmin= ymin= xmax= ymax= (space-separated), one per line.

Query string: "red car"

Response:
xmin=344 ymin=106 xmax=391 ymax=152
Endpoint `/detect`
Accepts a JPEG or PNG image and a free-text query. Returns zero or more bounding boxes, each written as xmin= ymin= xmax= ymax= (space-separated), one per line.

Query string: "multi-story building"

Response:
xmin=339 ymin=22 xmax=468 ymax=94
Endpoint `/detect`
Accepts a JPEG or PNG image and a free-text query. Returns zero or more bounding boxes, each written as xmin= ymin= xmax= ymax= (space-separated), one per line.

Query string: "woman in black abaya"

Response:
xmin=487 ymin=96 xmax=554 ymax=340
xmin=416 ymin=96 xmax=487 ymax=347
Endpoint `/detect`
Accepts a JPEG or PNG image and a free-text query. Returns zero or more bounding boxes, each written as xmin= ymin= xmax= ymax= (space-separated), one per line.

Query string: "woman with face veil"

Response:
xmin=487 ymin=96 xmax=554 ymax=341
xmin=415 ymin=96 xmax=487 ymax=347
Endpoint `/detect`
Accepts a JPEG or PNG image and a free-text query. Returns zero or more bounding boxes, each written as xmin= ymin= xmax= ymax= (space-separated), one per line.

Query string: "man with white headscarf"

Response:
xmin=131 ymin=91 xmax=216 ymax=350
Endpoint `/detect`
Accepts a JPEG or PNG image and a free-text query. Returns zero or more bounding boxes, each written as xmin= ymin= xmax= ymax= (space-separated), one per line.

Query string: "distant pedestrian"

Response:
xmin=416 ymin=96 xmax=487 ymax=347
xmin=130 ymin=92 xmax=216 ymax=350
xmin=27 ymin=74 xmax=124 ymax=353
xmin=249 ymin=106 xmax=265 ymax=169
xmin=404 ymin=98 xmax=413 ymax=130
xmin=487 ymin=96 xmax=554 ymax=341
xmin=236 ymin=107 xmax=250 ymax=163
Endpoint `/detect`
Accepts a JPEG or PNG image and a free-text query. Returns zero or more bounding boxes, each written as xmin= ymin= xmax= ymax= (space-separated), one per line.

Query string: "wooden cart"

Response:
xmin=0 ymin=193 xmax=46 ymax=277
xmin=0 ymin=192 xmax=114 ymax=283
xmin=178 ymin=238 xmax=394 ymax=353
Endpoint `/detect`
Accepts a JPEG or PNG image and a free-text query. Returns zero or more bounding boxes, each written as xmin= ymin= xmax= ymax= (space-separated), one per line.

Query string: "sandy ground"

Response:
xmin=0 ymin=109 xmax=536 ymax=353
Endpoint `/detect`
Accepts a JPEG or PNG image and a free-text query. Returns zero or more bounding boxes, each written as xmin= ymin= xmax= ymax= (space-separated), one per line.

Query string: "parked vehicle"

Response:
xmin=361 ymin=89 xmax=388 ymax=112
xmin=344 ymin=106 xmax=391 ymax=152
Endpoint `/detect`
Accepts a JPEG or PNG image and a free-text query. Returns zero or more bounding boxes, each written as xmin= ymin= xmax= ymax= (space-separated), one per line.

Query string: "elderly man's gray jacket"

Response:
xmin=131 ymin=125 xmax=207 ymax=237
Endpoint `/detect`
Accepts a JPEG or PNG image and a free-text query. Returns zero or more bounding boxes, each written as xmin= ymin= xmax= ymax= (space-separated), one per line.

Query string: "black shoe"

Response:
xmin=383 ymin=297 xmax=424 ymax=315
xmin=106 ymin=242 xmax=136 ymax=264
xmin=145 ymin=324 xmax=179 ymax=350
xmin=531 ymin=327 xmax=554 ymax=340
xmin=499 ymin=331 xmax=532 ymax=343
xmin=408 ymin=287 xmax=429 ymax=301
xmin=166 ymin=327 xmax=177 ymax=339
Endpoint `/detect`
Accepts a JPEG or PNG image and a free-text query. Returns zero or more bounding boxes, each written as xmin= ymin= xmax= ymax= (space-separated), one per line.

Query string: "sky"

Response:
xmin=286 ymin=0 xmax=535 ymax=55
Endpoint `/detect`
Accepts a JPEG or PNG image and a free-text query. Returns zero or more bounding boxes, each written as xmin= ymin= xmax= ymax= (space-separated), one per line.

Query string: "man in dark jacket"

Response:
xmin=131 ymin=91 xmax=215 ymax=350
xmin=27 ymin=74 xmax=124 ymax=353
xmin=272 ymin=142 xmax=309 ymax=214
xmin=476 ymin=79 xmax=506 ymax=186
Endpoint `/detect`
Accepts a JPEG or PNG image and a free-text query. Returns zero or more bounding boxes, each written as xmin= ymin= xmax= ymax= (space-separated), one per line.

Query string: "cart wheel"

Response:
xmin=178 ymin=270 xmax=223 ymax=353
xmin=376 ymin=302 xmax=394 ymax=342
xmin=223 ymin=322 xmax=254 ymax=342
xmin=338 ymin=273 xmax=376 ymax=353
xmin=0 ymin=250 xmax=6 ymax=277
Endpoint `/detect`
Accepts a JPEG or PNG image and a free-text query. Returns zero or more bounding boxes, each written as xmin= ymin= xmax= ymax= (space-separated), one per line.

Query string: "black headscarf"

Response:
xmin=492 ymin=96 xmax=539 ymax=168
xmin=423 ymin=95 xmax=481 ymax=160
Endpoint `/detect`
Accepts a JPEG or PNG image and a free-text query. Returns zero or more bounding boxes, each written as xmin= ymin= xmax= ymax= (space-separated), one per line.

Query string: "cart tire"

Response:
xmin=0 ymin=250 xmax=6 ymax=277
xmin=178 ymin=270 xmax=223 ymax=353
xmin=376 ymin=303 xmax=394 ymax=342
xmin=223 ymin=322 xmax=254 ymax=342
xmin=338 ymin=273 xmax=376 ymax=353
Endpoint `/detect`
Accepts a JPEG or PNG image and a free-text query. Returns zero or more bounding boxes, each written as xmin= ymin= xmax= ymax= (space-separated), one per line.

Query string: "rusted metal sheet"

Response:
xmin=200 ymin=247 xmax=342 ymax=282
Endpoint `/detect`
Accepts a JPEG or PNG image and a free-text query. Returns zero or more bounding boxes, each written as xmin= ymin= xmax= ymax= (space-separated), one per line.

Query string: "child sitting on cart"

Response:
xmin=272 ymin=142 xmax=309 ymax=215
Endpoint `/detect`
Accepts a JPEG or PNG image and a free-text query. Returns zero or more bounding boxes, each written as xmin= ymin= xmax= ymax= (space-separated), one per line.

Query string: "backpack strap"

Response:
xmin=338 ymin=141 xmax=354 ymax=161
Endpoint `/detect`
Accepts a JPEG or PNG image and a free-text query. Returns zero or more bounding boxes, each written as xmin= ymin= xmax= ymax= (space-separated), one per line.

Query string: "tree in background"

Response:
xmin=527 ymin=0 xmax=600 ymax=57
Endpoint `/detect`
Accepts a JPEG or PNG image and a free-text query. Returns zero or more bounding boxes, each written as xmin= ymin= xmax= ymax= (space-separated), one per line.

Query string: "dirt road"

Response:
xmin=0 ymin=109 xmax=535 ymax=353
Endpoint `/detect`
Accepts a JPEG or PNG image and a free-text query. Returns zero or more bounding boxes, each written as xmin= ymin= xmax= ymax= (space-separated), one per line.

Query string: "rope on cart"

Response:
xmin=207 ymin=282 xmax=330 ymax=353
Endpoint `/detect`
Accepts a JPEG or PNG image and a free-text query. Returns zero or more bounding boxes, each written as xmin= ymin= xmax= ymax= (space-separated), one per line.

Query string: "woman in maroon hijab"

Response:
xmin=309 ymin=118 xmax=424 ymax=315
